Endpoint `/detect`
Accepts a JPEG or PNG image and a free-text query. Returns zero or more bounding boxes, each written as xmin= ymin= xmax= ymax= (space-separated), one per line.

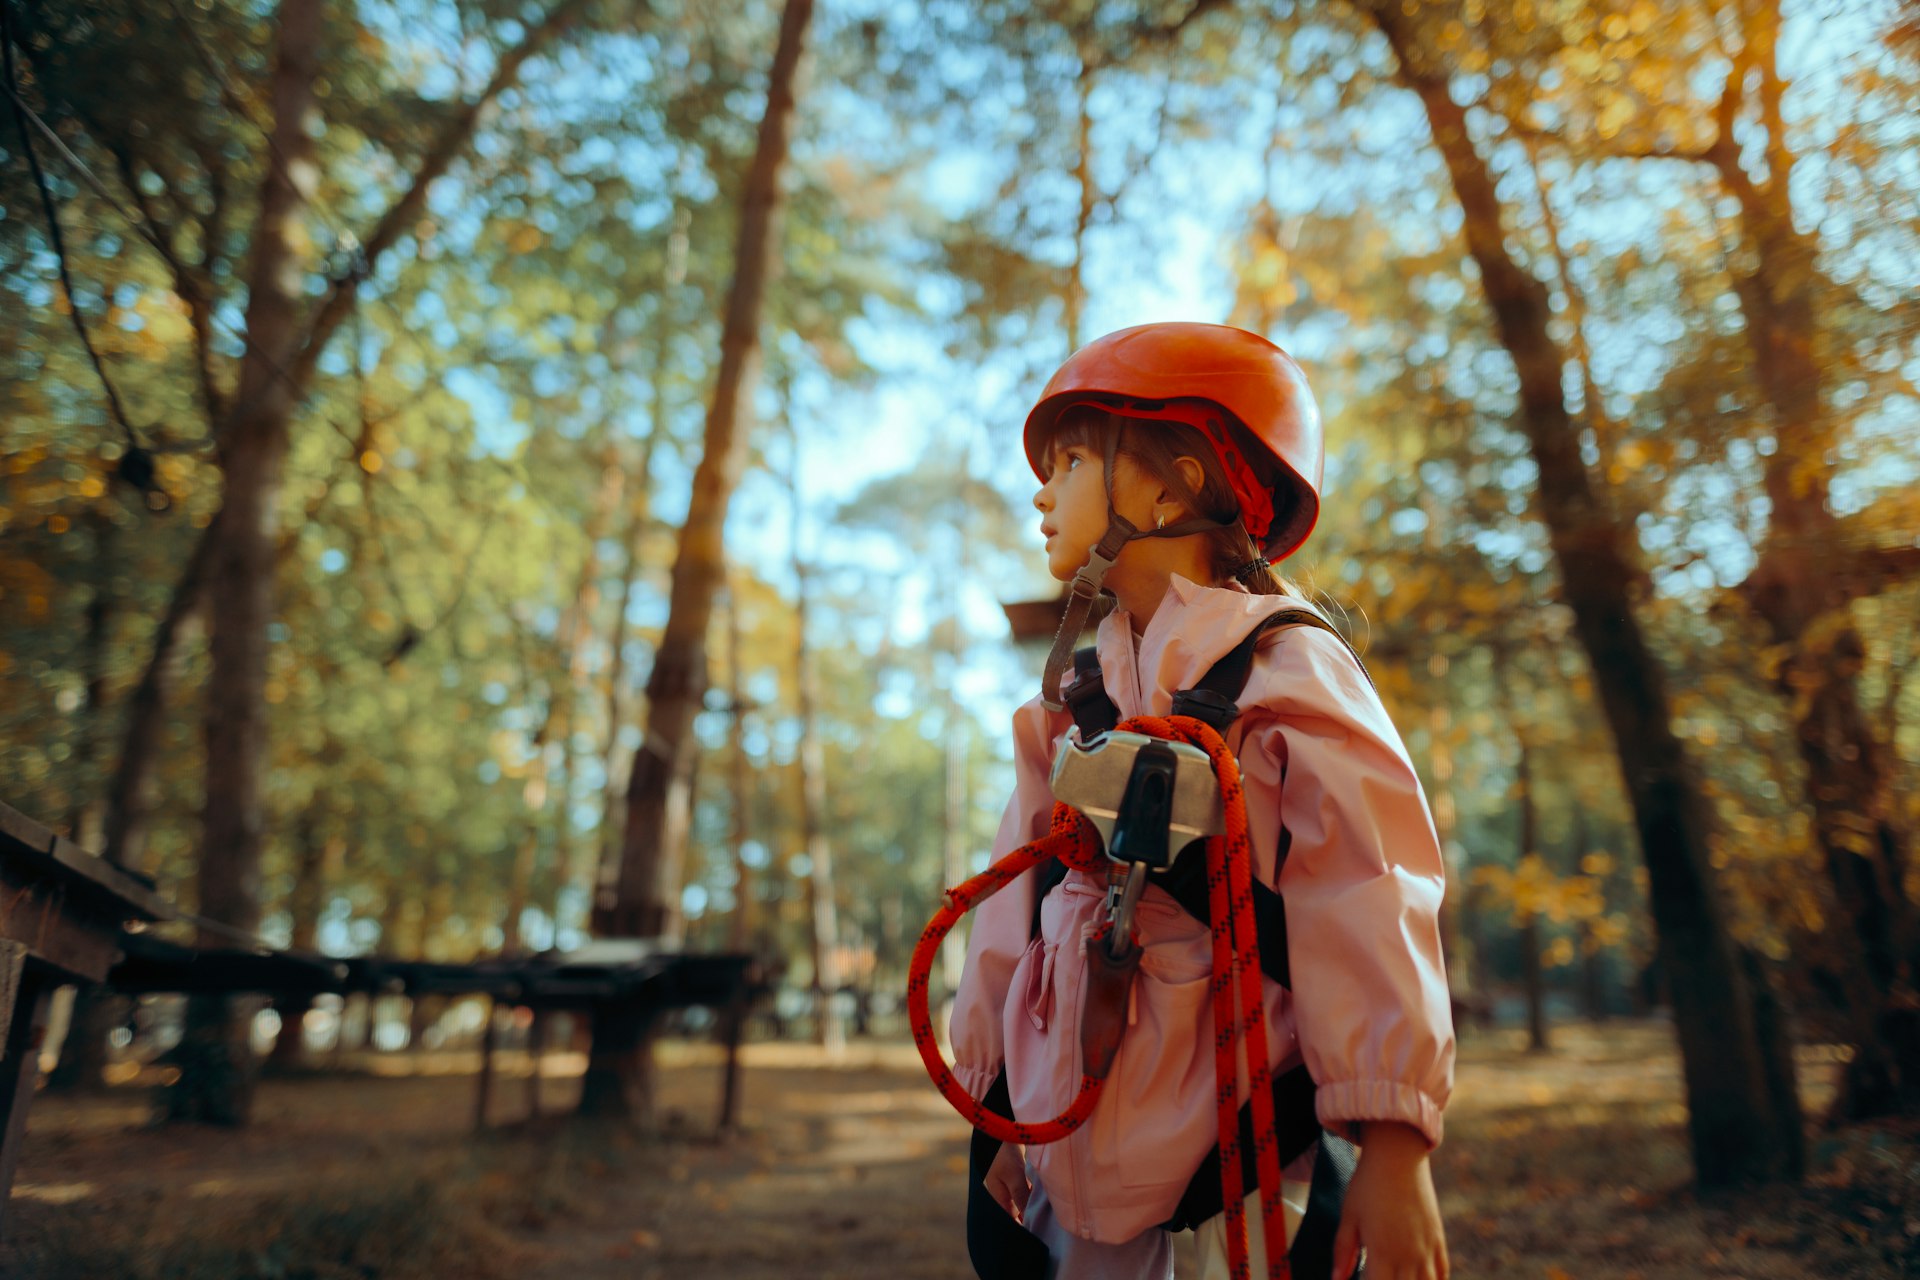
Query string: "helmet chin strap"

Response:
xmin=1040 ymin=431 xmax=1238 ymax=711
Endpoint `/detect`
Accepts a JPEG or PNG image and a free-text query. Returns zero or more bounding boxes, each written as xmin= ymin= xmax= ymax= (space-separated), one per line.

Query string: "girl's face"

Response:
xmin=1033 ymin=438 xmax=1138 ymax=582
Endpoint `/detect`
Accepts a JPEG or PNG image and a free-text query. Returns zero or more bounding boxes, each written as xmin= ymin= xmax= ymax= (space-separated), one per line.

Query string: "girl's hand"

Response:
xmin=1334 ymin=1121 xmax=1449 ymax=1280
xmin=984 ymin=1141 xmax=1032 ymax=1223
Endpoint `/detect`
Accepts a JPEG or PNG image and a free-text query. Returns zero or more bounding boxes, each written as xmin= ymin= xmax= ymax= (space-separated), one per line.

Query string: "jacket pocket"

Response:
xmin=1097 ymin=955 xmax=1218 ymax=1191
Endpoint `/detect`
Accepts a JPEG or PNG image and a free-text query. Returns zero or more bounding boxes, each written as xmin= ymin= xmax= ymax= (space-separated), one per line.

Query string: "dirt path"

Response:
xmin=4 ymin=1022 xmax=1907 ymax=1279
xmin=515 ymin=1041 xmax=977 ymax=1280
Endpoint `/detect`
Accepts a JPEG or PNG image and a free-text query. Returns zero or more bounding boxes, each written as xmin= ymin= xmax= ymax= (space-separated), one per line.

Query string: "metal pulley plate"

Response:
xmin=1048 ymin=729 xmax=1225 ymax=861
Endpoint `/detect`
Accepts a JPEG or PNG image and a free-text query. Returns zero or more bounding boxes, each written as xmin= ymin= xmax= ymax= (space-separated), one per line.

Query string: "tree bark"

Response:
xmin=1064 ymin=64 xmax=1095 ymax=354
xmin=1366 ymin=2 xmax=1803 ymax=1184
xmin=102 ymin=514 xmax=218 ymax=874
xmin=267 ymin=808 xmax=332 ymax=1071
xmin=168 ymin=0 xmax=324 ymax=1127
xmin=788 ymin=414 xmax=843 ymax=1051
xmin=1517 ymin=739 xmax=1550 ymax=1054
xmin=1710 ymin=1 xmax=1914 ymax=1115
xmin=597 ymin=202 xmax=687 ymax=888
xmin=584 ymin=0 xmax=814 ymax=1120
xmin=726 ymin=582 xmax=754 ymax=952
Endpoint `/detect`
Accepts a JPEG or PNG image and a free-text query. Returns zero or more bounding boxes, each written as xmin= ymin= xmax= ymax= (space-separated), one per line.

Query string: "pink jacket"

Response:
xmin=951 ymin=575 xmax=1455 ymax=1244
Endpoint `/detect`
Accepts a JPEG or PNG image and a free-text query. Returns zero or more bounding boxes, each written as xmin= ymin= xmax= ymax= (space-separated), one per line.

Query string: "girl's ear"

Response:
xmin=1154 ymin=455 xmax=1208 ymax=513
xmin=1173 ymin=455 xmax=1206 ymax=497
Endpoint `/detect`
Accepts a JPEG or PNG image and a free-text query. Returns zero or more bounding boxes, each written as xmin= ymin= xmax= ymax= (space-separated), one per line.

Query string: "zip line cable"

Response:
xmin=4 ymin=40 xmax=502 ymax=654
xmin=2 ymin=68 xmax=411 ymax=464
xmin=3 ymin=4 xmax=144 ymax=457
xmin=162 ymin=0 xmax=372 ymax=290
xmin=2 ymin=20 xmax=383 ymax=458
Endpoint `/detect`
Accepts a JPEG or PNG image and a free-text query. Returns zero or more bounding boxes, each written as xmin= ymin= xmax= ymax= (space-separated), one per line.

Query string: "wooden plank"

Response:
xmin=0 ymin=869 xmax=124 ymax=984
xmin=44 ymin=835 xmax=172 ymax=920
xmin=0 ymin=801 xmax=171 ymax=922
xmin=0 ymin=804 xmax=55 ymax=858
xmin=0 ymin=970 xmax=54 ymax=1237
xmin=108 ymin=939 xmax=351 ymax=995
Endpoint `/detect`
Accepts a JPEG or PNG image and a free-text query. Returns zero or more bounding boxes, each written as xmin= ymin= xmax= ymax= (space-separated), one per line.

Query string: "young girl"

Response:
xmin=950 ymin=322 xmax=1454 ymax=1280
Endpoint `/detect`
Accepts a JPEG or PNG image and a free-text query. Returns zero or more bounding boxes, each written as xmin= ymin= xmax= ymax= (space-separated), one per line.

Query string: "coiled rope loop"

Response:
xmin=907 ymin=713 xmax=1291 ymax=1279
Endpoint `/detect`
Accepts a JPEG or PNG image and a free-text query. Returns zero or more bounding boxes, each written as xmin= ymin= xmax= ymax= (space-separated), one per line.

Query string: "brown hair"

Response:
xmin=1048 ymin=404 xmax=1303 ymax=598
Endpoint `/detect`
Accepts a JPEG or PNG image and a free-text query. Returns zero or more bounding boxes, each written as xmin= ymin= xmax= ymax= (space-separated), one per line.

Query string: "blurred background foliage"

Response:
xmin=0 ymin=0 xmax=1916 ymax=1125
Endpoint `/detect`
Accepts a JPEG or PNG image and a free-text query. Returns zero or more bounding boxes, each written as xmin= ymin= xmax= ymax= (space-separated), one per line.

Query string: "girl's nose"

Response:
xmin=1033 ymin=485 xmax=1052 ymax=513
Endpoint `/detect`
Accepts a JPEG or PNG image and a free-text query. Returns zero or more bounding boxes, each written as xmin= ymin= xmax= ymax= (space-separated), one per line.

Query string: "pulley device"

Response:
xmin=1049 ymin=727 xmax=1223 ymax=962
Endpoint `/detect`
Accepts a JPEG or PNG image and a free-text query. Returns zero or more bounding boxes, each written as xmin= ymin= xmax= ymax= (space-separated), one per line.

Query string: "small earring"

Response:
xmin=1155 ymin=513 xmax=1166 ymax=530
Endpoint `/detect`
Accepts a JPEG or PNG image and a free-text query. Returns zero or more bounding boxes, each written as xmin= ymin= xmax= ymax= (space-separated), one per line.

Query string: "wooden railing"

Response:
xmin=0 ymin=799 xmax=754 ymax=1234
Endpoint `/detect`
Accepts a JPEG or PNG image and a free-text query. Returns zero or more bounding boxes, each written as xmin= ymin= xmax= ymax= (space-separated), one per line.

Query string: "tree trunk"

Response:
xmin=1367 ymin=3 xmax=1803 ymax=1185
xmin=1573 ymin=807 xmax=1610 ymax=1023
xmin=1517 ymin=739 xmax=1550 ymax=1054
xmin=788 ymin=417 xmax=843 ymax=1052
xmin=596 ymin=202 xmax=686 ymax=890
xmin=504 ymin=694 xmax=555 ymax=954
xmin=726 ymin=583 xmax=754 ymax=952
xmin=1064 ymin=64 xmax=1095 ymax=354
xmin=1711 ymin=1 xmax=1914 ymax=1116
xmin=544 ymin=437 xmax=624 ymax=937
xmin=48 ymin=527 xmax=125 ymax=1094
xmin=583 ymin=0 xmax=814 ymax=1120
xmin=168 ymin=0 xmax=323 ymax=1126
xmin=68 ymin=512 xmax=115 ymax=852
xmin=717 ymin=582 xmax=755 ymax=1070
xmin=103 ymin=513 xmax=217 ymax=874
xmin=268 ymin=809 xmax=333 ymax=1071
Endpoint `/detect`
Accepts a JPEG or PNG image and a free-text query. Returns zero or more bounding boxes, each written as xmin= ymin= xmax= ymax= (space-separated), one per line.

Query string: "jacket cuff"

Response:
xmin=954 ymin=1062 xmax=1002 ymax=1106
xmin=1315 ymin=1079 xmax=1445 ymax=1149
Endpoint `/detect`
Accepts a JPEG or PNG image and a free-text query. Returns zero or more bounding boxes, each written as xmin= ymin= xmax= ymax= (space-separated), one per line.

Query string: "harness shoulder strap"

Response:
xmin=1028 ymin=606 xmax=1368 ymax=964
xmin=1061 ymin=644 xmax=1119 ymax=741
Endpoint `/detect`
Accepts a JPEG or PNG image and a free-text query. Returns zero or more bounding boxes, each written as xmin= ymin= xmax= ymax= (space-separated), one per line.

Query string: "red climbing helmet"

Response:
xmin=1023 ymin=322 xmax=1324 ymax=561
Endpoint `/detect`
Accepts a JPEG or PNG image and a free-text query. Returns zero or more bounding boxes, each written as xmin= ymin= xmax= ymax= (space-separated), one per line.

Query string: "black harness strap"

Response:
xmin=1063 ymin=643 xmax=1120 ymax=739
xmin=966 ymin=1069 xmax=1050 ymax=1279
xmin=1045 ymin=606 xmax=1364 ymax=987
xmin=1027 ymin=645 xmax=1115 ymax=939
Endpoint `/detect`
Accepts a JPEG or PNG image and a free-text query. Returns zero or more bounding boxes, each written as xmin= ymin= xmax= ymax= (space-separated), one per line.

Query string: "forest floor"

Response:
xmin=1 ymin=1020 xmax=1913 ymax=1279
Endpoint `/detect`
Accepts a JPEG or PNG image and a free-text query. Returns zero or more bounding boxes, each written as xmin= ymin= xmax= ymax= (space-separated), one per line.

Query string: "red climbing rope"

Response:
xmin=906 ymin=714 xmax=1290 ymax=1279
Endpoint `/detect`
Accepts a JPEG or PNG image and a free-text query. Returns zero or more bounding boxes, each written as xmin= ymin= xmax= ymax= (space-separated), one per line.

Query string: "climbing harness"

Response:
xmin=909 ymin=606 xmax=1375 ymax=1280
xmin=909 ymin=712 xmax=1291 ymax=1278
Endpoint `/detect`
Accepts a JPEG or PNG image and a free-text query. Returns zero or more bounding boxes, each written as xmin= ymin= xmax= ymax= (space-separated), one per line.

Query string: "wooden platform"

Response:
xmin=0 ymin=799 xmax=756 ymax=1237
